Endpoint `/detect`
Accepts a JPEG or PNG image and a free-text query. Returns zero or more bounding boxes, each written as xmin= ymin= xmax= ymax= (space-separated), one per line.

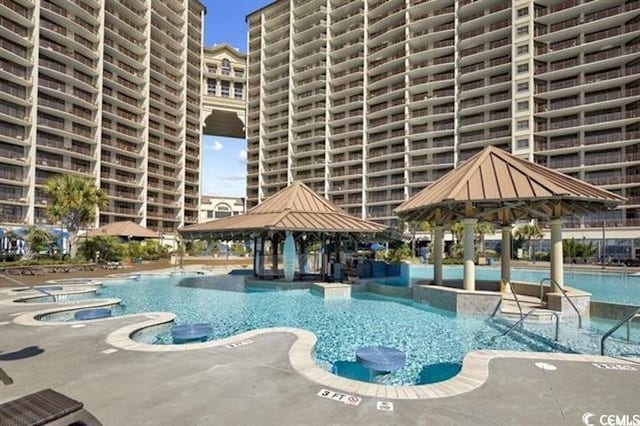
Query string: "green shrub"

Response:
xmin=534 ymin=251 xmax=550 ymax=261
xmin=230 ymin=241 xmax=247 ymax=254
xmin=185 ymin=240 xmax=206 ymax=256
xmin=482 ymin=249 xmax=497 ymax=258
xmin=383 ymin=243 xmax=411 ymax=263
xmin=142 ymin=240 xmax=168 ymax=260
xmin=442 ymin=257 xmax=463 ymax=265
xmin=78 ymin=236 xmax=127 ymax=262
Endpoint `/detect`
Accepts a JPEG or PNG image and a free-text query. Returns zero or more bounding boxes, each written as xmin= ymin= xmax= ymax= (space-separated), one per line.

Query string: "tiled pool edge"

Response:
xmin=5 ymin=274 xmax=639 ymax=401
xmin=10 ymin=300 xmax=638 ymax=400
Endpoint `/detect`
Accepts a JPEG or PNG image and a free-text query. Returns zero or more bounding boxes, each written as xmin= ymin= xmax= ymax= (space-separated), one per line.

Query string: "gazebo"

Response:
xmin=87 ymin=221 xmax=160 ymax=241
xmin=179 ymin=181 xmax=399 ymax=280
xmin=395 ymin=146 xmax=625 ymax=292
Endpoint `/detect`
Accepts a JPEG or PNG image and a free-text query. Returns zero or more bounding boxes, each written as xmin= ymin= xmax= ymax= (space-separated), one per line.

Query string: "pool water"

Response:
xmin=90 ymin=275 xmax=639 ymax=386
xmin=410 ymin=265 xmax=640 ymax=305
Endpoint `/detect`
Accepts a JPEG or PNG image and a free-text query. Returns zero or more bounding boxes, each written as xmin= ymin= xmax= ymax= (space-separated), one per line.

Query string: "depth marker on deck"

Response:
xmin=317 ymin=389 xmax=362 ymax=406
xmin=592 ymin=363 xmax=637 ymax=371
xmin=534 ymin=362 xmax=557 ymax=371
xmin=377 ymin=401 xmax=394 ymax=412
xmin=225 ymin=339 xmax=253 ymax=349
xmin=102 ymin=348 xmax=118 ymax=354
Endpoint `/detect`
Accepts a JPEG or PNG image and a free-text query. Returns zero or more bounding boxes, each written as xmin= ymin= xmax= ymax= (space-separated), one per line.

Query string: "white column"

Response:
xmin=501 ymin=225 xmax=511 ymax=283
xmin=463 ymin=218 xmax=478 ymax=291
xmin=434 ymin=226 xmax=444 ymax=285
xmin=550 ymin=218 xmax=564 ymax=290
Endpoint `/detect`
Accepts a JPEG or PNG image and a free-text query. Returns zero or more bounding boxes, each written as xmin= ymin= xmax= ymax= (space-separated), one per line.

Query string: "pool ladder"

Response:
xmin=600 ymin=306 xmax=640 ymax=355
xmin=539 ymin=278 xmax=582 ymax=328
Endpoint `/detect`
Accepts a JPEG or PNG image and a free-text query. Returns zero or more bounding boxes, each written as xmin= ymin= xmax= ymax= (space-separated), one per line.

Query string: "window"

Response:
xmin=517 ymin=45 xmax=529 ymax=55
xmin=517 ymin=82 xmax=529 ymax=93
xmin=220 ymin=81 xmax=230 ymax=97
xmin=207 ymin=78 xmax=216 ymax=95
xmin=221 ymin=59 xmax=231 ymax=75
xmin=517 ymin=7 xmax=528 ymax=18
xmin=517 ymin=26 xmax=529 ymax=37
xmin=517 ymin=101 xmax=529 ymax=112
xmin=207 ymin=64 xmax=217 ymax=73
xmin=517 ymin=120 xmax=529 ymax=130
xmin=517 ymin=63 xmax=529 ymax=74
xmin=234 ymin=83 xmax=243 ymax=99
xmin=207 ymin=211 xmax=214 ymax=219
xmin=215 ymin=210 xmax=232 ymax=219
xmin=234 ymin=68 xmax=244 ymax=78
xmin=516 ymin=138 xmax=529 ymax=149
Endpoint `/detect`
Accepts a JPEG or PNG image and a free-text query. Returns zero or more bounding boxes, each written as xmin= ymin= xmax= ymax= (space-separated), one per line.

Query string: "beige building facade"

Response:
xmin=202 ymin=43 xmax=246 ymax=139
xmin=199 ymin=194 xmax=245 ymax=222
xmin=245 ymin=0 xmax=640 ymax=235
xmin=0 ymin=0 xmax=205 ymax=234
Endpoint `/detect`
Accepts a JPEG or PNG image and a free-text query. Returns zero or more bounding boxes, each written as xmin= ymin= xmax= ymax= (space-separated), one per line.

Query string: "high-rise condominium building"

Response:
xmin=0 ymin=0 xmax=205 ymax=234
xmin=246 ymin=0 xmax=640 ymax=231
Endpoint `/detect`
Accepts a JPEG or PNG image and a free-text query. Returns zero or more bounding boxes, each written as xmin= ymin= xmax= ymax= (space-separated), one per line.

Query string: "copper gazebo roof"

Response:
xmin=87 ymin=221 xmax=160 ymax=239
xmin=395 ymin=146 xmax=626 ymax=224
xmin=180 ymin=181 xmax=397 ymax=240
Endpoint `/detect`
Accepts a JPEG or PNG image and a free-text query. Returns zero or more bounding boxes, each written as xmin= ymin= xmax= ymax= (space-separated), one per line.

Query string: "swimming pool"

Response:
xmin=85 ymin=274 xmax=638 ymax=386
xmin=410 ymin=265 xmax=640 ymax=305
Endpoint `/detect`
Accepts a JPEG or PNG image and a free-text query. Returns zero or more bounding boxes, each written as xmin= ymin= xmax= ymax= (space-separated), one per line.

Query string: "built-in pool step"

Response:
xmin=310 ymin=283 xmax=351 ymax=299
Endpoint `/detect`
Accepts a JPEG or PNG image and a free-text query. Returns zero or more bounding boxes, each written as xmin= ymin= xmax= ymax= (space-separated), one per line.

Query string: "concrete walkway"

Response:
xmin=1 ymin=284 xmax=639 ymax=425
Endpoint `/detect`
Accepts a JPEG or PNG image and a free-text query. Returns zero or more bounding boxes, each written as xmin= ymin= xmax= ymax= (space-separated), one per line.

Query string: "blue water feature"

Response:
xmin=410 ymin=265 xmax=640 ymax=305
xmin=85 ymin=274 xmax=640 ymax=386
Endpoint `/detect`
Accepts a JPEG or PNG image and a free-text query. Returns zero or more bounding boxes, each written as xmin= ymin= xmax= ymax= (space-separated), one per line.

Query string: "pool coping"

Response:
xmin=7 ymin=292 xmax=640 ymax=400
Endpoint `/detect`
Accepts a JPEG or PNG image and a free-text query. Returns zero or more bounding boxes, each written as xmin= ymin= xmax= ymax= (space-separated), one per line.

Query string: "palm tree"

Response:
xmin=44 ymin=175 xmax=108 ymax=258
xmin=23 ymin=226 xmax=54 ymax=260
xmin=474 ymin=221 xmax=495 ymax=253
xmin=513 ymin=223 xmax=543 ymax=259
xmin=397 ymin=219 xmax=432 ymax=260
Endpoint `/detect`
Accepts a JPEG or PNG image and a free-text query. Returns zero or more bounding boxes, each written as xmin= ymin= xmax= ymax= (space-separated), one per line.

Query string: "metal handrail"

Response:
xmin=506 ymin=280 xmax=524 ymax=321
xmin=540 ymin=277 xmax=582 ymax=328
xmin=600 ymin=307 xmax=640 ymax=355
xmin=499 ymin=308 xmax=559 ymax=342
xmin=2 ymin=273 xmax=58 ymax=301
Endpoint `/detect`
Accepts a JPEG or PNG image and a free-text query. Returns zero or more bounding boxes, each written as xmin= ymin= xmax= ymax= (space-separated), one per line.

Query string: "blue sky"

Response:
xmin=200 ymin=0 xmax=272 ymax=198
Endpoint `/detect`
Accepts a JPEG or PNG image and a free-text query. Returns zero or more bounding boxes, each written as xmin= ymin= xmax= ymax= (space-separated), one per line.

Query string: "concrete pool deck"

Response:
xmin=1 ymin=274 xmax=639 ymax=425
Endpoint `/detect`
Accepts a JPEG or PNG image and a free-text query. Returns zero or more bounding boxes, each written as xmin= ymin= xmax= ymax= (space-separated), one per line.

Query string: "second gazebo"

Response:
xmin=395 ymin=146 xmax=625 ymax=292
xmin=180 ymin=181 xmax=398 ymax=281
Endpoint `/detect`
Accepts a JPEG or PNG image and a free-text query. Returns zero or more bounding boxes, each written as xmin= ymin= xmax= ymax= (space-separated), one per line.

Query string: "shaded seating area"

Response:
xmin=0 ymin=388 xmax=102 ymax=425
xmin=395 ymin=146 xmax=625 ymax=315
xmin=180 ymin=181 xmax=400 ymax=282
xmin=86 ymin=221 xmax=160 ymax=241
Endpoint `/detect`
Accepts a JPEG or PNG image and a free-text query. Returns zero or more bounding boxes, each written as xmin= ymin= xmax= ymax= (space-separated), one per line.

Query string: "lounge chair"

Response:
xmin=0 ymin=388 xmax=102 ymax=425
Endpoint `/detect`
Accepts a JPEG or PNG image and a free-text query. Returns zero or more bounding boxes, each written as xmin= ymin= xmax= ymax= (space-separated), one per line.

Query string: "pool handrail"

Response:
xmin=539 ymin=277 xmax=582 ymax=328
xmin=499 ymin=308 xmax=559 ymax=342
xmin=506 ymin=280 xmax=524 ymax=321
xmin=600 ymin=306 xmax=640 ymax=355
xmin=2 ymin=272 xmax=59 ymax=302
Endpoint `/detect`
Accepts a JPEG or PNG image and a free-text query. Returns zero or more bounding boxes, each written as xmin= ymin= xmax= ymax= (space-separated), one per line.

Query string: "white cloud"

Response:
xmin=218 ymin=174 xmax=245 ymax=182
xmin=206 ymin=140 xmax=224 ymax=151
xmin=238 ymin=149 xmax=247 ymax=162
